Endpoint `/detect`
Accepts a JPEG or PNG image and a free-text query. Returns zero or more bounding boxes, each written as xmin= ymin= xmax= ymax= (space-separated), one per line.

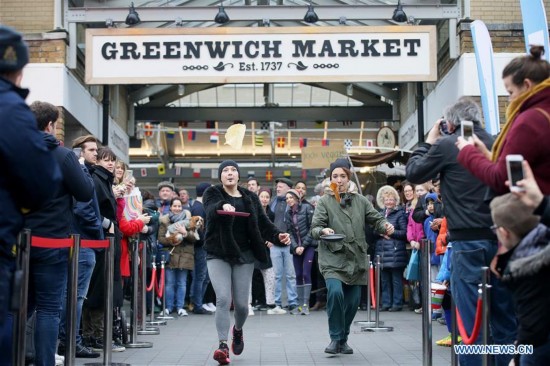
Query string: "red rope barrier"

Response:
xmin=370 ymin=266 xmax=376 ymax=308
xmin=31 ymin=236 xmax=73 ymax=248
xmin=81 ymin=239 xmax=110 ymax=249
xmin=456 ymin=297 xmax=483 ymax=345
xmin=156 ymin=266 xmax=165 ymax=298
xmin=146 ymin=267 xmax=157 ymax=292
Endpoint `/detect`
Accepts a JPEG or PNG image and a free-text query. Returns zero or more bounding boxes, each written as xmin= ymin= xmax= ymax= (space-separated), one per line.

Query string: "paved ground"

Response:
xmin=76 ymin=307 xmax=452 ymax=366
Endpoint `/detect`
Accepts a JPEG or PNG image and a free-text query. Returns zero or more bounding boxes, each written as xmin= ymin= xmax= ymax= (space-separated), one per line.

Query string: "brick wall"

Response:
xmin=0 ymin=0 xmax=54 ymax=33
xmin=27 ymin=38 xmax=67 ymax=64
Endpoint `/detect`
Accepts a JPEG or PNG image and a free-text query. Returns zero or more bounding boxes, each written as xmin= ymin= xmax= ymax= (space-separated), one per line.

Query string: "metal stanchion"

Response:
xmin=363 ymin=255 xmax=393 ymax=332
xmin=451 ymin=297 xmax=458 ymax=366
xmin=156 ymin=255 xmax=174 ymax=320
xmin=480 ymin=267 xmax=491 ymax=366
xmin=421 ymin=239 xmax=432 ymax=366
xmin=85 ymin=237 xmax=129 ymax=366
xmin=12 ymin=229 xmax=31 ymax=366
xmin=138 ymin=243 xmax=160 ymax=335
xmin=124 ymin=240 xmax=153 ymax=348
xmin=64 ymin=234 xmax=80 ymax=366
xmin=147 ymin=256 xmax=166 ymax=326
xmin=355 ymin=254 xmax=383 ymax=328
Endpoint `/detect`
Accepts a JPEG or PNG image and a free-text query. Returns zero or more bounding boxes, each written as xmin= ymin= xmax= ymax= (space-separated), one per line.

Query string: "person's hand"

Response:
xmin=141 ymin=224 xmax=149 ymax=234
xmin=321 ymin=228 xmax=334 ymax=236
xmin=113 ymin=185 xmax=125 ymax=198
xmin=426 ymin=119 xmax=444 ymax=145
xmin=108 ymin=223 xmax=115 ymax=235
xmin=295 ymin=247 xmax=304 ymax=255
xmin=222 ymin=203 xmax=235 ymax=212
xmin=174 ymin=222 xmax=187 ymax=236
xmin=138 ymin=213 xmax=151 ymax=224
xmin=455 ymin=136 xmax=474 ymax=151
xmin=471 ymin=135 xmax=491 ymax=160
xmin=430 ymin=218 xmax=442 ymax=231
xmin=124 ymin=180 xmax=135 ymax=194
xmin=410 ymin=240 xmax=420 ymax=250
xmin=507 ymin=160 xmax=544 ymax=210
xmin=385 ymin=223 xmax=394 ymax=236
xmin=278 ymin=233 xmax=291 ymax=245
xmin=78 ymin=157 xmax=85 ymax=165
xmin=266 ymin=241 xmax=274 ymax=249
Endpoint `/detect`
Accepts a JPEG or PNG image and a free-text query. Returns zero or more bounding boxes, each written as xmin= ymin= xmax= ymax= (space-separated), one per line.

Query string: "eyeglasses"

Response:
xmin=490 ymin=224 xmax=500 ymax=234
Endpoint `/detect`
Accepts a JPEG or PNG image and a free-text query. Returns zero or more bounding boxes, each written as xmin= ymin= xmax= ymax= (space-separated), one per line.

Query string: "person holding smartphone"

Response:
xmin=456 ymin=45 xmax=550 ymax=197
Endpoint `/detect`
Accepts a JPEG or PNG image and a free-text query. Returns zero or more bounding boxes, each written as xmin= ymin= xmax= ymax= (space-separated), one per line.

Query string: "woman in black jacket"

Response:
xmin=375 ymin=185 xmax=409 ymax=312
xmin=203 ymin=160 xmax=290 ymax=365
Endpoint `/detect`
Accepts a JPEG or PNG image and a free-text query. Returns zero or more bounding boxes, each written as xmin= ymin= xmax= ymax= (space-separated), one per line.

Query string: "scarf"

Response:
xmin=492 ymin=77 xmax=550 ymax=161
xmin=169 ymin=211 xmax=187 ymax=224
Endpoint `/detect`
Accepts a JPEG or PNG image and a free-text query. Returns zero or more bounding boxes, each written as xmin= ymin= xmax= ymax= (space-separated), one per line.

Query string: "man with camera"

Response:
xmin=406 ymin=97 xmax=517 ymax=366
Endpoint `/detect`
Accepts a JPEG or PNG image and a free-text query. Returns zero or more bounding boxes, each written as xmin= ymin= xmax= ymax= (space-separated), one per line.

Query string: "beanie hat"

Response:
xmin=275 ymin=177 xmax=293 ymax=188
xmin=195 ymin=182 xmax=211 ymax=197
xmin=258 ymin=187 xmax=272 ymax=197
xmin=286 ymin=189 xmax=302 ymax=201
xmin=424 ymin=192 xmax=438 ymax=204
xmin=218 ymin=160 xmax=240 ymax=181
xmin=157 ymin=181 xmax=175 ymax=192
xmin=0 ymin=26 xmax=29 ymax=72
xmin=329 ymin=158 xmax=351 ymax=177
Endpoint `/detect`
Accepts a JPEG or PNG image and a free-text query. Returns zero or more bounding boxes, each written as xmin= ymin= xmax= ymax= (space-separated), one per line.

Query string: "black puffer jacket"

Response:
xmin=375 ymin=207 xmax=408 ymax=269
xmin=286 ymin=201 xmax=318 ymax=254
xmin=203 ymin=185 xmax=283 ymax=264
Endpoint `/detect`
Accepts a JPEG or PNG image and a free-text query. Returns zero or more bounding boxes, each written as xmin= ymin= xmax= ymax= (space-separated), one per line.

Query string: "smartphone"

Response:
xmin=124 ymin=170 xmax=133 ymax=181
xmin=439 ymin=120 xmax=449 ymax=135
xmin=461 ymin=120 xmax=474 ymax=139
xmin=73 ymin=147 xmax=82 ymax=158
xmin=506 ymin=155 xmax=525 ymax=192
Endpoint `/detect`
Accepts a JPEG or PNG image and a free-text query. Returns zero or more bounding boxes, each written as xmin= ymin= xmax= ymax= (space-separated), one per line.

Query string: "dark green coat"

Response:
xmin=311 ymin=191 xmax=388 ymax=285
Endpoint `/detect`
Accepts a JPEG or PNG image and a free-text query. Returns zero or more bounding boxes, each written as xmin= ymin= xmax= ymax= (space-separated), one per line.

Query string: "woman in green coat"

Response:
xmin=311 ymin=158 xmax=394 ymax=355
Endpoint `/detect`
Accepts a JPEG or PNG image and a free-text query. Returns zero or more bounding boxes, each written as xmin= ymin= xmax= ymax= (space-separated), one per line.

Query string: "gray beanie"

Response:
xmin=0 ymin=26 xmax=29 ymax=72
xmin=157 ymin=181 xmax=175 ymax=192
xmin=329 ymin=158 xmax=351 ymax=176
xmin=218 ymin=160 xmax=240 ymax=181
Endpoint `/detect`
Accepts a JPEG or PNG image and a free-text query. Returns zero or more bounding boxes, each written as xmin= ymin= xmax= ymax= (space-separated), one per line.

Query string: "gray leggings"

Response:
xmin=207 ymin=259 xmax=254 ymax=341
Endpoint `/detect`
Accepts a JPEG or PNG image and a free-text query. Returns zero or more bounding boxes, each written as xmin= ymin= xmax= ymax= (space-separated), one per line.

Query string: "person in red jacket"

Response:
xmin=457 ymin=45 xmax=550 ymax=196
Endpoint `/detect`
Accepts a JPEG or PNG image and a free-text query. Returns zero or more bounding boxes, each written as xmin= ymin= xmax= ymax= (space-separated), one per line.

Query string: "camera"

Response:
xmin=439 ymin=120 xmax=449 ymax=135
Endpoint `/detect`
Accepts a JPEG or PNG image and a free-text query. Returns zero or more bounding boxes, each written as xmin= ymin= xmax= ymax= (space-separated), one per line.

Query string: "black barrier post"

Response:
xmin=363 ymin=255 xmax=393 ymax=332
xmin=138 ymin=242 xmax=160 ymax=335
xmin=64 ymin=234 xmax=80 ymax=366
xmin=481 ymin=267 xmax=491 ymax=366
xmin=147 ymin=256 xmax=166 ymax=326
xmin=12 ymin=229 xmax=31 ymax=366
xmin=451 ymin=297 xmax=458 ymax=366
xmin=124 ymin=239 xmax=153 ymax=348
xmin=156 ymin=255 xmax=174 ymax=320
xmin=421 ymin=239 xmax=432 ymax=366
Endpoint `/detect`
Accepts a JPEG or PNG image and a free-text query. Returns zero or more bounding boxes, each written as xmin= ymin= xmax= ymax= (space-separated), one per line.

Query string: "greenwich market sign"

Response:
xmin=86 ymin=26 xmax=436 ymax=84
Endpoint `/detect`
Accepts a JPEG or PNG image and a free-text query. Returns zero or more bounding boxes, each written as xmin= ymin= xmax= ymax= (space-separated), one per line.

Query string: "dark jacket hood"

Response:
xmin=504 ymin=224 xmax=550 ymax=280
xmin=42 ymin=132 xmax=60 ymax=150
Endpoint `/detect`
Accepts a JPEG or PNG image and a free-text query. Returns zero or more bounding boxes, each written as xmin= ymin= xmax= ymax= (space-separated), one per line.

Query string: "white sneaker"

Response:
xmin=162 ymin=308 xmax=171 ymax=316
xmin=206 ymin=302 xmax=216 ymax=312
xmin=267 ymin=306 xmax=287 ymax=315
xmin=55 ymin=353 xmax=64 ymax=366
xmin=248 ymin=305 xmax=255 ymax=316
xmin=178 ymin=308 xmax=188 ymax=317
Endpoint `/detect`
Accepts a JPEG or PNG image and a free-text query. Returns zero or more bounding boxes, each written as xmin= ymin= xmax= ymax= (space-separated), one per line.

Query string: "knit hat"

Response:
xmin=424 ymin=192 xmax=438 ymax=204
xmin=0 ymin=26 xmax=29 ymax=72
xmin=258 ymin=187 xmax=272 ymax=197
xmin=218 ymin=160 xmax=240 ymax=181
xmin=286 ymin=189 xmax=302 ymax=201
xmin=157 ymin=181 xmax=175 ymax=192
xmin=275 ymin=177 xmax=293 ymax=188
xmin=195 ymin=182 xmax=211 ymax=197
xmin=329 ymin=158 xmax=351 ymax=177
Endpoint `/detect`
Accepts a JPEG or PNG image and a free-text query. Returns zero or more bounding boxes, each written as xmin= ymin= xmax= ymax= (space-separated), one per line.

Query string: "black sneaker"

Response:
xmin=231 ymin=326 xmax=244 ymax=355
xmin=57 ymin=341 xmax=66 ymax=356
xmin=75 ymin=343 xmax=100 ymax=358
xmin=213 ymin=342 xmax=231 ymax=365
xmin=193 ymin=306 xmax=213 ymax=315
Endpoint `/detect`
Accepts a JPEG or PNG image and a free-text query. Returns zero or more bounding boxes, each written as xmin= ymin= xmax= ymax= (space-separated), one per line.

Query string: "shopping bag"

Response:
xmin=405 ymin=249 xmax=420 ymax=281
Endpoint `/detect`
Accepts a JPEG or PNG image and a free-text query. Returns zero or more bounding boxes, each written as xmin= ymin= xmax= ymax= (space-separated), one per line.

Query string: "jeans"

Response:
xmin=450 ymin=239 xmax=517 ymax=366
xmin=0 ymin=255 xmax=15 ymax=366
xmin=270 ymin=245 xmax=298 ymax=307
xmin=325 ymin=278 xmax=361 ymax=342
xmin=59 ymin=247 xmax=96 ymax=345
xmin=381 ymin=267 xmax=404 ymax=309
xmin=165 ymin=268 xmax=188 ymax=311
xmin=190 ymin=246 xmax=209 ymax=308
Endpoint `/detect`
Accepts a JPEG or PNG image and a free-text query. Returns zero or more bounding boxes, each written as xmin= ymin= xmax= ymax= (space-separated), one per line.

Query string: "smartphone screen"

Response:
xmin=508 ymin=160 xmax=524 ymax=189
xmin=439 ymin=122 xmax=449 ymax=135
xmin=462 ymin=121 xmax=474 ymax=139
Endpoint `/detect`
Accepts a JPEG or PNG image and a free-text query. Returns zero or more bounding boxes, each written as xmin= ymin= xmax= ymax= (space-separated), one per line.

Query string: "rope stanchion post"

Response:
xmin=362 ymin=255 xmax=393 ymax=332
xmin=147 ymin=256 xmax=166 ymax=326
xmin=480 ymin=266 xmax=491 ymax=366
xmin=124 ymin=239 xmax=153 ymax=348
xmin=156 ymin=255 xmax=174 ymax=320
xmin=65 ymin=234 xmax=81 ymax=366
xmin=421 ymin=239 xmax=432 ymax=366
xmin=138 ymin=242 xmax=160 ymax=334
xmin=451 ymin=297 xmax=458 ymax=366
xmin=355 ymin=254 xmax=383 ymax=328
xmin=12 ymin=229 xmax=31 ymax=366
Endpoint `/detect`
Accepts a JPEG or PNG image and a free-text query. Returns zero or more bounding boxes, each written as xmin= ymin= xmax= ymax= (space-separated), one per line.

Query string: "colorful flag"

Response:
xmin=287 ymin=120 xmax=297 ymax=129
xmin=157 ymin=164 xmax=166 ymax=175
xmin=178 ymin=121 xmax=188 ymax=128
xmin=255 ymin=135 xmax=264 ymax=147
xmin=322 ymin=138 xmax=330 ymax=146
xmin=188 ymin=130 xmax=196 ymax=141
xmin=299 ymin=138 xmax=308 ymax=148
xmin=175 ymin=166 xmax=181 ymax=176
xmin=366 ymin=139 xmax=375 ymax=148
xmin=144 ymin=122 xmax=153 ymax=137
xmin=277 ymin=137 xmax=286 ymax=148
xmin=261 ymin=121 xmax=270 ymax=130
xmin=140 ymin=168 xmax=147 ymax=177
xmin=283 ymin=170 xmax=291 ymax=178
xmin=193 ymin=168 xmax=200 ymax=178
xmin=344 ymin=139 xmax=353 ymax=151
xmin=265 ymin=170 xmax=273 ymax=181
xmin=206 ymin=121 xmax=215 ymax=129
xmin=166 ymin=130 xmax=175 ymax=139
xmin=301 ymin=169 xmax=308 ymax=180
xmin=210 ymin=132 xmax=219 ymax=143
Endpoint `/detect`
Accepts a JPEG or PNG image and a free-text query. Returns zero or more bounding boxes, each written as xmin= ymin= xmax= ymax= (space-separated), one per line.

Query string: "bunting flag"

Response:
xmin=255 ymin=135 xmax=264 ymax=146
xmin=277 ymin=137 xmax=286 ymax=148
xmin=144 ymin=122 xmax=153 ymax=137
xmin=366 ymin=139 xmax=375 ymax=148
xmin=299 ymin=138 xmax=308 ymax=148
xmin=322 ymin=138 xmax=330 ymax=146
xmin=140 ymin=168 xmax=147 ymax=177
xmin=193 ymin=168 xmax=200 ymax=178
xmin=301 ymin=169 xmax=308 ymax=180
xmin=188 ymin=130 xmax=196 ymax=141
xmin=344 ymin=139 xmax=353 ymax=151
xmin=206 ymin=121 xmax=215 ymax=129
xmin=211 ymin=169 xmax=218 ymax=179
xmin=157 ymin=164 xmax=166 ymax=175
xmin=178 ymin=121 xmax=188 ymax=128
xmin=265 ymin=170 xmax=273 ymax=181
xmin=261 ymin=121 xmax=270 ymax=130
xmin=287 ymin=120 xmax=297 ymax=129
xmin=247 ymin=171 xmax=255 ymax=178
xmin=175 ymin=165 xmax=181 ymax=176
xmin=210 ymin=132 xmax=219 ymax=143
xmin=283 ymin=170 xmax=291 ymax=178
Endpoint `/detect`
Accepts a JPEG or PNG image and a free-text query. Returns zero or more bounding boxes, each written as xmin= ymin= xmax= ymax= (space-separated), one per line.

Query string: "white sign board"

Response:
xmin=86 ymin=26 xmax=437 ymax=84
